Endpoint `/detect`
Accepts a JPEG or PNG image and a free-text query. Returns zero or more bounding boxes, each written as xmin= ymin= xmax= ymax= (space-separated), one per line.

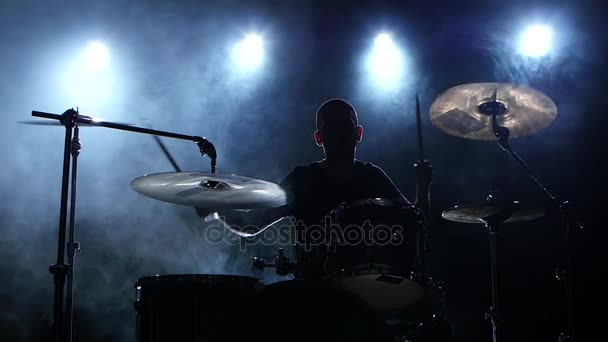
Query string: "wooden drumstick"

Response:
xmin=416 ymin=93 xmax=424 ymax=162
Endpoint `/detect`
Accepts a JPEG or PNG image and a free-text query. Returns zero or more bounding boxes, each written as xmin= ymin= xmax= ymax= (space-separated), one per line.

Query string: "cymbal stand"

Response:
xmin=414 ymin=93 xmax=431 ymax=276
xmin=32 ymin=110 xmax=217 ymax=173
xmin=47 ymin=108 xmax=77 ymax=342
xmin=478 ymin=90 xmax=581 ymax=342
xmin=64 ymin=123 xmax=81 ymax=342
xmin=481 ymin=199 xmax=518 ymax=342
xmin=31 ymin=108 xmax=217 ymax=342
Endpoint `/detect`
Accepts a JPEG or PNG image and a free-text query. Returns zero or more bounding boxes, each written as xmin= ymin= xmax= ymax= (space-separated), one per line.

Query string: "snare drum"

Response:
xmin=134 ymin=274 xmax=261 ymax=342
xmin=322 ymin=198 xmax=426 ymax=313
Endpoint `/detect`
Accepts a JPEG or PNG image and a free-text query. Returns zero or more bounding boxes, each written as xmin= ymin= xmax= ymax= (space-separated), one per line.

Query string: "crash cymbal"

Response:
xmin=130 ymin=172 xmax=292 ymax=210
xmin=429 ymin=82 xmax=557 ymax=140
xmin=442 ymin=201 xmax=545 ymax=224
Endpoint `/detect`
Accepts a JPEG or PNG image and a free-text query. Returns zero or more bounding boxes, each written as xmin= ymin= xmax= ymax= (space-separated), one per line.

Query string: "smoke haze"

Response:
xmin=0 ymin=0 xmax=604 ymax=341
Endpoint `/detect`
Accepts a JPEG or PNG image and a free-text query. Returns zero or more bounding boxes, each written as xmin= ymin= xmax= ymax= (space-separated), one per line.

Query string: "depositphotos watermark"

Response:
xmin=203 ymin=216 xmax=407 ymax=251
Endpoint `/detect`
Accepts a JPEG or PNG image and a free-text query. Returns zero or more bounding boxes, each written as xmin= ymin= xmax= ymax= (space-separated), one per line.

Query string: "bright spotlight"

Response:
xmin=366 ymin=32 xmax=404 ymax=90
xmin=57 ymin=40 xmax=114 ymax=108
xmin=374 ymin=33 xmax=394 ymax=50
xmin=83 ymin=41 xmax=109 ymax=71
xmin=232 ymin=33 xmax=264 ymax=71
xmin=519 ymin=25 xmax=553 ymax=58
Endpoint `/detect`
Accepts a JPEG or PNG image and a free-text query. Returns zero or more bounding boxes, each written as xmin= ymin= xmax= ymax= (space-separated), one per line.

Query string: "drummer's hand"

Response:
xmin=413 ymin=160 xmax=433 ymax=186
xmin=196 ymin=207 xmax=218 ymax=220
xmin=196 ymin=208 xmax=219 ymax=221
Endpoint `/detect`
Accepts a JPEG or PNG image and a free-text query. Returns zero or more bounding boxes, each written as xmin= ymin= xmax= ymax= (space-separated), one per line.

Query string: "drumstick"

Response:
xmin=414 ymin=93 xmax=431 ymax=267
xmin=142 ymin=120 xmax=182 ymax=172
xmin=153 ymin=134 xmax=182 ymax=172
xmin=219 ymin=216 xmax=292 ymax=238
xmin=415 ymin=93 xmax=424 ymax=162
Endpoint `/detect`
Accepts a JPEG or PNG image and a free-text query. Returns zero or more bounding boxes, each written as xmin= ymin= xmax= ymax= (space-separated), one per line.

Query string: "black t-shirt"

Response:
xmin=279 ymin=160 xmax=407 ymax=227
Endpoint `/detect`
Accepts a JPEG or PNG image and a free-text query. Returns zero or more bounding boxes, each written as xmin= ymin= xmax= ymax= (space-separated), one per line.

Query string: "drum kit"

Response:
xmin=26 ymin=82 xmax=580 ymax=342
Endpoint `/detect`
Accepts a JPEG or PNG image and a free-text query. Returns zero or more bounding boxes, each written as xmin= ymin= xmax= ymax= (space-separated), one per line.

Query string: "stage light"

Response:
xmin=366 ymin=32 xmax=404 ymax=90
xmin=232 ymin=33 xmax=264 ymax=71
xmin=519 ymin=25 xmax=553 ymax=58
xmin=83 ymin=41 xmax=109 ymax=71
xmin=374 ymin=33 xmax=394 ymax=51
xmin=56 ymin=40 xmax=115 ymax=109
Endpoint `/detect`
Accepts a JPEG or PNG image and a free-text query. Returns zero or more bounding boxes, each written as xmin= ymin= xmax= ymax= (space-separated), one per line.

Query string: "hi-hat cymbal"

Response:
xmin=130 ymin=172 xmax=292 ymax=210
xmin=442 ymin=201 xmax=545 ymax=224
xmin=429 ymin=82 xmax=558 ymax=140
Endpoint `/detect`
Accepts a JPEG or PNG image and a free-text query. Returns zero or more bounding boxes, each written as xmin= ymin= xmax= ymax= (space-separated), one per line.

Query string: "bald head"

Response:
xmin=313 ymin=98 xmax=363 ymax=158
xmin=315 ymin=98 xmax=358 ymax=131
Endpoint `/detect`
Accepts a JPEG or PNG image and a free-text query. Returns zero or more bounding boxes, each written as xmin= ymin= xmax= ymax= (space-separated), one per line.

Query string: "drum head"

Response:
xmin=337 ymin=272 xmax=425 ymax=311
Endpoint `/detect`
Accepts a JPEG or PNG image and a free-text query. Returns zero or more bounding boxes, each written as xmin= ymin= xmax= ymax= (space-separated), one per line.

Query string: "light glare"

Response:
xmin=519 ymin=25 xmax=553 ymax=57
xmin=83 ymin=41 xmax=109 ymax=71
xmin=374 ymin=33 xmax=393 ymax=49
xmin=232 ymin=33 xmax=264 ymax=71
xmin=367 ymin=33 xmax=404 ymax=90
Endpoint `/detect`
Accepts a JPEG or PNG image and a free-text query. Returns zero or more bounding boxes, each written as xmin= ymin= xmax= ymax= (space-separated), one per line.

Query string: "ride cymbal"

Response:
xmin=130 ymin=172 xmax=292 ymax=210
xmin=429 ymin=82 xmax=557 ymax=140
xmin=441 ymin=201 xmax=545 ymax=224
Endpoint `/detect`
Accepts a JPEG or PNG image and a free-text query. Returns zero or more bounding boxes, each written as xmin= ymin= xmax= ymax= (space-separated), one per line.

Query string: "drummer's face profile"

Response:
xmin=314 ymin=111 xmax=362 ymax=156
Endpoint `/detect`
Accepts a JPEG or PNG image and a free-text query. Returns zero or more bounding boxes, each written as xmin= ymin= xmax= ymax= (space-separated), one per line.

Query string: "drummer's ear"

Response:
xmin=314 ymin=131 xmax=323 ymax=146
xmin=356 ymin=125 xmax=363 ymax=142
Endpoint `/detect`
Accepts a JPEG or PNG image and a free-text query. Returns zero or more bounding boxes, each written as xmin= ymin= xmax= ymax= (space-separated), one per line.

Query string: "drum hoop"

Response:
xmin=326 ymin=263 xmax=395 ymax=276
xmin=341 ymin=197 xmax=407 ymax=208
xmin=135 ymin=274 xmax=261 ymax=287
xmin=325 ymin=198 xmax=421 ymax=229
xmin=329 ymin=198 xmax=418 ymax=216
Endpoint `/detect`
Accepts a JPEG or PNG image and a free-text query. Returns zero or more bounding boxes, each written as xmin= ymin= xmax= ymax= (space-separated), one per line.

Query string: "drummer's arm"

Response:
xmin=414 ymin=180 xmax=431 ymax=211
xmin=374 ymin=165 xmax=414 ymax=206
xmin=413 ymin=160 xmax=433 ymax=213
xmin=398 ymin=193 xmax=414 ymax=207
xmin=195 ymin=205 xmax=292 ymax=232
xmin=255 ymin=204 xmax=295 ymax=229
xmin=195 ymin=207 xmax=249 ymax=227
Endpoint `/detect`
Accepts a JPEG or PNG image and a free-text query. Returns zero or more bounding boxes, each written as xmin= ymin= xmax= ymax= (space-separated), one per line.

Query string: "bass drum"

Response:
xmin=321 ymin=198 xmax=453 ymax=341
xmin=243 ymin=279 xmax=395 ymax=342
xmin=134 ymin=274 xmax=262 ymax=342
xmin=322 ymin=198 xmax=426 ymax=314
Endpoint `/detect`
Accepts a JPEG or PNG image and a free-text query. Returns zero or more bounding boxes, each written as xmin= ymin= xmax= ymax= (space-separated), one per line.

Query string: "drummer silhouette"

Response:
xmin=279 ymin=97 xmax=429 ymax=222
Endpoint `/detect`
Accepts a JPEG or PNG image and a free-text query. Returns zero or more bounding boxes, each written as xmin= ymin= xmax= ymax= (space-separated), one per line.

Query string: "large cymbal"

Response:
xmin=442 ymin=201 xmax=545 ymax=224
xmin=429 ymin=82 xmax=557 ymax=140
xmin=130 ymin=172 xmax=292 ymax=210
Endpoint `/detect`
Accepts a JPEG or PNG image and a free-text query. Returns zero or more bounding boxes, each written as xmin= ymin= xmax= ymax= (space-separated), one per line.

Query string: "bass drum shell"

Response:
xmin=241 ymin=279 xmax=395 ymax=342
xmin=379 ymin=277 xmax=453 ymax=341
xmin=322 ymin=198 xmax=426 ymax=313
xmin=134 ymin=274 xmax=262 ymax=342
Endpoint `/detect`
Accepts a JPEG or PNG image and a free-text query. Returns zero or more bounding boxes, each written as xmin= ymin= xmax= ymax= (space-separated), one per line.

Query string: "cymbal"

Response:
xmin=429 ymin=82 xmax=557 ymax=140
xmin=442 ymin=201 xmax=545 ymax=224
xmin=130 ymin=172 xmax=292 ymax=210
xmin=19 ymin=115 xmax=135 ymax=127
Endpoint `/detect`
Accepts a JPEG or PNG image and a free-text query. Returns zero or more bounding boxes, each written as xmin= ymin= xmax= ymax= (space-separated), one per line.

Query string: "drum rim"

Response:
xmin=329 ymin=197 xmax=418 ymax=214
xmin=338 ymin=197 xmax=404 ymax=208
xmin=135 ymin=273 xmax=261 ymax=285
